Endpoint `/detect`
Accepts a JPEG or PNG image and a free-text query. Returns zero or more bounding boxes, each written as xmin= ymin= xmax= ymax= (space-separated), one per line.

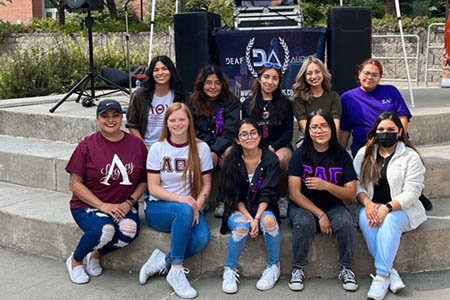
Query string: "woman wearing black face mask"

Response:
xmin=353 ymin=112 xmax=427 ymax=300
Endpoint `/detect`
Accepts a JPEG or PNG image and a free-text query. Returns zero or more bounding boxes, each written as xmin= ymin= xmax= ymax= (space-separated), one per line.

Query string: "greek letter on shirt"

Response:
xmin=301 ymin=164 xmax=342 ymax=184
xmin=100 ymin=154 xmax=134 ymax=186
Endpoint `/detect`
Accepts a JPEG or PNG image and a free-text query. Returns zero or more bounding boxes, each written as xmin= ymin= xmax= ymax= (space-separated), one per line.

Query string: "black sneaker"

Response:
xmin=419 ymin=193 xmax=432 ymax=211
xmin=288 ymin=267 xmax=304 ymax=291
xmin=338 ymin=266 xmax=358 ymax=291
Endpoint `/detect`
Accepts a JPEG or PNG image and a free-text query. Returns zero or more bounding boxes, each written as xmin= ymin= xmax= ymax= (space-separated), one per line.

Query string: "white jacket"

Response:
xmin=353 ymin=141 xmax=427 ymax=229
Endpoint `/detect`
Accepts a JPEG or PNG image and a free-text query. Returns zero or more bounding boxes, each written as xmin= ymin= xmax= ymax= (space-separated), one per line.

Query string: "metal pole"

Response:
xmin=124 ymin=2 xmax=132 ymax=93
xmin=148 ymin=0 xmax=157 ymax=66
xmin=394 ymin=0 xmax=415 ymax=107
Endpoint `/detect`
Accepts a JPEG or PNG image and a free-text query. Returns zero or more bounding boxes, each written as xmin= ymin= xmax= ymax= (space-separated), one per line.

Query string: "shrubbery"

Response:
xmin=0 ymin=36 xmax=148 ymax=99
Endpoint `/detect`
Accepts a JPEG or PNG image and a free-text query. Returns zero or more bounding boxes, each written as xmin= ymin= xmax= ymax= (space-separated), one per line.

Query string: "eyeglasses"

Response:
xmin=204 ymin=80 xmax=223 ymax=87
xmin=309 ymin=123 xmax=330 ymax=132
xmin=239 ymin=129 xmax=259 ymax=140
xmin=361 ymin=71 xmax=380 ymax=78
xmin=263 ymin=62 xmax=281 ymax=70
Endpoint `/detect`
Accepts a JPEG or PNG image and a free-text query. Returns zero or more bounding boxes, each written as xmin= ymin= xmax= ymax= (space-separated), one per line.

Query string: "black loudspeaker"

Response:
xmin=65 ymin=0 xmax=104 ymax=12
xmin=174 ymin=12 xmax=221 ymax=92
xmin=327 ymin=7 xmax=372 ymax=95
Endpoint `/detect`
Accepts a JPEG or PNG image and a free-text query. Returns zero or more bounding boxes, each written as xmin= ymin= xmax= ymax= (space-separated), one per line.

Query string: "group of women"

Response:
xmin=64 ymin=55 xmax=428 ymax=300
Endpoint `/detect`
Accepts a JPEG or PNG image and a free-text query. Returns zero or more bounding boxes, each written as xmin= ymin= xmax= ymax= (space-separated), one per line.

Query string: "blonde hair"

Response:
xmin=292 ymin=56 xmax=332 ymax=103
xmin=160 ymin=103 xmax=203 ymax=198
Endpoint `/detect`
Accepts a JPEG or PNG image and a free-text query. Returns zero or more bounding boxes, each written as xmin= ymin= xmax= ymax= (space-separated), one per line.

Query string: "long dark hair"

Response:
xmin=360 ymin=111 xmax=421 ymax=185
xmin=301 ymin=109 xmax=345 ymax=163
xmin=143 ymin=55 xmax=185 ymax=103
xmin=219 ymin=118 xmax=266 ymax=210
xmin=190 ymin=65 xmax=236 ymax=116
xmin=248 ymin=66 xmax=285 ymax=122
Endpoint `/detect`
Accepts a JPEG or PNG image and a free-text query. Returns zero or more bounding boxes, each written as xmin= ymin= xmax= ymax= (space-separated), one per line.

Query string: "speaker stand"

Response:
xmin=49 ymin=11 xmax=130 ymax=113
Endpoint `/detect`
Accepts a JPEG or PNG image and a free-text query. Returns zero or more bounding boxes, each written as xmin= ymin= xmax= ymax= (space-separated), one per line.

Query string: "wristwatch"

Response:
xmin=386 ymin=203 xmax=393 ymax=213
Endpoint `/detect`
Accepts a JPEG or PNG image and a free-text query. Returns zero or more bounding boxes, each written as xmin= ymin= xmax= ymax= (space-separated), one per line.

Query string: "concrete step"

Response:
xmin=2 ymin=135 xmax=449 ymax=198
xmin=0 ymin=135 xmax=75 ymax=193
xmin=1 ymin=93 xmax=450 ymax=146
xmin=1 ymin=181 xmax=449 ymax=278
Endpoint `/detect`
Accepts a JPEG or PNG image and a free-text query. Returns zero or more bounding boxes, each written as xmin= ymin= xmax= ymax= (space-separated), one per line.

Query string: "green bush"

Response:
xmin=0 ymin=20 xmax=28 ymax=42
xmin=0 ymin=35 xmax=149 ymax=99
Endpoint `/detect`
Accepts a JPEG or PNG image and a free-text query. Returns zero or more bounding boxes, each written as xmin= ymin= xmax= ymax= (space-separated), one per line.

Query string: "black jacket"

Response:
xmin=220 ymin=146 xmax=280 ymax=234
xmin=187 ymin=98 xmax=240 ymax=156
xmin=241 ymin=95 xmax=293 ymax=151
xmin=125 ymin=88 xmax=186 ymax=138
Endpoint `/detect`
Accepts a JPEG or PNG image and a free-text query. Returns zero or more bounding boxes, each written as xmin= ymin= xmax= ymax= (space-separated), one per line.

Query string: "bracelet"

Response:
xmin=199 ymin=194 xmax=207 ymax=199
xmin=127 ymin=196 xmax=136 ymax=204
xmin=318 ymin=213 xmax=325 ymax=220
xmin=125 ymin=200 xmax=133 ymax=208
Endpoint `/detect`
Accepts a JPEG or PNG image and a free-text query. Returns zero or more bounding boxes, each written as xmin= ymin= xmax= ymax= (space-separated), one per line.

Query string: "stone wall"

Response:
xmin=0 ymin=27 xmax=446 ymax=85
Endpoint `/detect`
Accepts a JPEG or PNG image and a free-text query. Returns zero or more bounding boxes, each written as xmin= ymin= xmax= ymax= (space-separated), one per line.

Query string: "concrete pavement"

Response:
xmin=1 ymin=246 xmax=450 ymax=300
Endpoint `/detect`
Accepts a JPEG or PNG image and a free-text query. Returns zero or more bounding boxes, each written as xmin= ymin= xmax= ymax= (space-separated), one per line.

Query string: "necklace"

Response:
xmin=262 ymin=100 xmax=271 ymax=120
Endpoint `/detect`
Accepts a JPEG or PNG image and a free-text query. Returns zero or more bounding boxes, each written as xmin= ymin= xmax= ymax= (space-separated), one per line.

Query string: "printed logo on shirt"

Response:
xmin=250 ymin=176 xmax=264 ymax=211
xmin=100 ymin=154 xmax=134 ymax=186
xmin=215 ymin=107 xmax=225 ymax=136
xmin=149 ymin=103 xmax=169 ymax=115
xmin=381 ymin=98 xmax=392 ymax=104
xmin=161 ymin=157 xmax=186 ymax=173
xmin=301 ymin=164 xmax=342 ymax=184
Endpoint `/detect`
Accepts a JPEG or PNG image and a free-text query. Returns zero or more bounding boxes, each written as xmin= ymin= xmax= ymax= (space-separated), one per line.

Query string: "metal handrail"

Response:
xmin=424 ymin=23 xmax=445 ymax=86
xmin=372 ymin=34 xmax=420 ymax=86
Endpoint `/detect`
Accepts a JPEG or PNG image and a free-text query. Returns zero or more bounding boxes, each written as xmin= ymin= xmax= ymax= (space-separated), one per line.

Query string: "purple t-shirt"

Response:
xmin=66 ymin=131 xmax=148 ymax=209
xmin=340 ymin=84 xmax=411 ymax=155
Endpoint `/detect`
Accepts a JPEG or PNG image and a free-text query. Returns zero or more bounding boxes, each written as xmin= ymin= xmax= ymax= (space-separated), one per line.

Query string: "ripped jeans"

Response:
xmin=225 ymin=211 xmax=280 ymax=269
xmin=71 ymin=205 xmax=140 ymax=262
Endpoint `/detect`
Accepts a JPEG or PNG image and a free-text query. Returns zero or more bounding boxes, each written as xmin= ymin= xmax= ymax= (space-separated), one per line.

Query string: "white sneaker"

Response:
xmin=214 ymin=202 xmax=225 ymax=217
xmin=389 ymin=268 xmax=405 ymax=293
xmin=86 ymin=252 xmax=102 ymax=276
xmin=66 ymin=255 xmax=89 ymax=284
xmin=278 ymin=197 xmax=288 ymax=218
xmin=367 ymin=274 xmax=390 ymax=300
xmin=139 ymin=248 xmax=167 ymax=284
xmin=166 ymin=267 xmax=198 ymax=299
xmin=256 ymin=264 xmax=280 ymax=291
xmin=222 ymin=267 xmax=239 ymax=294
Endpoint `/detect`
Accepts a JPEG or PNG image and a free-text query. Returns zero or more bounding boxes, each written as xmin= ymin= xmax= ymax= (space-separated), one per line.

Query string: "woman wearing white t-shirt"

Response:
xmin=138 ymin=103 xmax=213 ymax=299
xmin=126 ymin=55 xmax=186 ymax=148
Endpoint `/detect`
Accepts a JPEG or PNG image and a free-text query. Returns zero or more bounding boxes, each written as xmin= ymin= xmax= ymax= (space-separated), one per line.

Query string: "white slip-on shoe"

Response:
xmin=139 ymin=248 xmax=167 ymax=284
xmin=166 ymin=267 xmax=197 ymax=299
xmin=86 ymin=252 xmax=102 ymax=276
xmin=256 ymin=264 xmax=281 ymax=291
xmin=66 ymin=255 xmax=89 ymax=284
xmin=222 ymin=267 xmax=239 ymax=294
xmin=367 ymin=274 xmax=390 ymax=300
xmin=389 ymin=268 xmax=405 ymax=293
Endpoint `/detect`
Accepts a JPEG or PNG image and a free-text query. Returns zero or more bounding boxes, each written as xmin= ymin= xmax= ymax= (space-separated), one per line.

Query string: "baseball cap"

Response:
xmin=96 ymin=99 xmax=123 ymax=116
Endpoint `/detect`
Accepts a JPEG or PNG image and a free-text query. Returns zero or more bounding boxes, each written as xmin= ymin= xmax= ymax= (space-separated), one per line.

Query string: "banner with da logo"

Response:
xmin=213 ymin=27 xmax=326 ymax=102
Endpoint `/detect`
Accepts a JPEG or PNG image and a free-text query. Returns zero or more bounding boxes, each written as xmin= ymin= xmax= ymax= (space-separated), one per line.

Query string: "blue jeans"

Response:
xmin=145 ymin=201 xmax=210 ymax=265
xmin=289 ymin=203 xmax=356 ymax=268
xmin=225 ymin=211 xmax=280 ymax=269
xmin=71 ymin=206 xmax=140 ymax=262
xmin=358 ymin=207 xmax=412 ymax=276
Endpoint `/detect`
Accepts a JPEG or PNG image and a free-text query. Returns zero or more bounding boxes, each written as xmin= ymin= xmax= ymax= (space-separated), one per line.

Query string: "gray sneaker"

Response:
xmin=278 ymin=197 xmax=288 ymax=218
xmin=214 ymin=201 xmax=225 ymax=217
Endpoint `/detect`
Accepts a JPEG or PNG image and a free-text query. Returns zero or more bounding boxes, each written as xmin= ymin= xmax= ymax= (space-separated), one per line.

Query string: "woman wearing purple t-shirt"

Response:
xmin=65 ymin=99 xmax=148 ymax=284
xmin=339 ymin=59 xmax=432 ymax=209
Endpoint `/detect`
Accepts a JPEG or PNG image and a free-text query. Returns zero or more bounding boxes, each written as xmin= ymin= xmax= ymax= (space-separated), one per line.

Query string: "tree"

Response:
xmin=105 ymin=0 xmax=118 ymax=19
xmin=48 ymin=0 xmax=66 ymax=25
xmin=0 ymin=0 xmax=12 ymax=6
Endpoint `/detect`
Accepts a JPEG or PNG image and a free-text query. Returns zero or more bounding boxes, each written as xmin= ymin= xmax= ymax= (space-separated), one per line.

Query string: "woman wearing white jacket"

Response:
xmin=353 ymin=112 xmax=426 ymax=300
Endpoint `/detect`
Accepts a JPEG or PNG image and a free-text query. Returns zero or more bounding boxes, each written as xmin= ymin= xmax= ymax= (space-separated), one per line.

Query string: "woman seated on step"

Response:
xmin=138 ymin=103 xmax=213 ymax=299
xmin=218 ymin=118 xmax=281 ymax=294
xmin=241 ymin=62 xmax=293 ymax=219
xmin=187 ymin=65 xmax=240 ymax=217
xmin=291 ymin=56 xmax=341 ymax=138
xmin=287 ymin=109 xmax=358 ymax=293
xmin=354 ymin=112 xmax=427 ymax=300
xmin=65 ymin=99 xmax=148 ymax=284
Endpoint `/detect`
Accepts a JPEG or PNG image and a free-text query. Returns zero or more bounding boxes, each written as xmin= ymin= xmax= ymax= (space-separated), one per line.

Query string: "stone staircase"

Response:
xmin=0 ymin=90 xmax=450 ymax=278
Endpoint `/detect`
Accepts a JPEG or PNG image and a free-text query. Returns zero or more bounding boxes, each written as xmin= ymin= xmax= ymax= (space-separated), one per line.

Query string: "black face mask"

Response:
xmin=375 ymin=132 xmax=398 ymax=147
